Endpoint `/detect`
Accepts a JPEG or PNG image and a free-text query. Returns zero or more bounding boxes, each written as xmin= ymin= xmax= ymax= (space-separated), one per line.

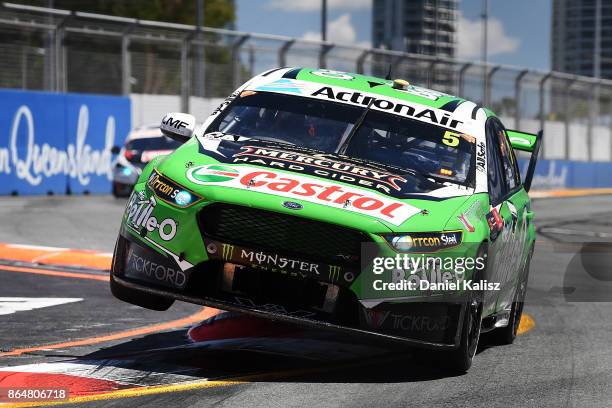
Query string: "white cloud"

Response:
xmin=267 ymin=0 xmax=370 ymax=12
xmin=457 ymin=12 xmax=519 ymax=59
xmin=302 ymin=13 xmax=359 ymax=44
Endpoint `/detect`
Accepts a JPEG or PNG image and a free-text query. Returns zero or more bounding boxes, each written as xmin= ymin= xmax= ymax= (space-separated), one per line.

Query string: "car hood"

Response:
xmin=156 ymin=134 xmax=474 ymax=234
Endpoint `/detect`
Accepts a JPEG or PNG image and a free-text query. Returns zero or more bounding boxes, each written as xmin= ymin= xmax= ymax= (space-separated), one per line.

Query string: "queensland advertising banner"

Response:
xmin=0 ymin=89 xmax=130 ymax=195
xmin=518 ymin=159 xmax=612 ymax=190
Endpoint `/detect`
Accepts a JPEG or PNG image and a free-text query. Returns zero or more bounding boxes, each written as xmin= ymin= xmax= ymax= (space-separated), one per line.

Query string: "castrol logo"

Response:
xmin=186 ymin=165 xmax=419 ymax=226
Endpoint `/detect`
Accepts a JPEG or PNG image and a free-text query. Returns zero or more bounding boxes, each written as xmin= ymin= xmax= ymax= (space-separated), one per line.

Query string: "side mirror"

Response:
xmin=507 ymin=129 xmax=543 ymax=192
xmin=507 ymin=130 xmax=537 ymax=152
xmin=160 ymin=112 xmax=196 ymax=143
xmin=110 ymin=146 xmax=121 ymax=155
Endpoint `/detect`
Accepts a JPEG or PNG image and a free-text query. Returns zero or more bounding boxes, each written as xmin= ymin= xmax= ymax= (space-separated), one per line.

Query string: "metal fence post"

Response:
xmin=181 ymin=31 xmax=196 ymax=113
xmin=356 ymin=49 xmax=371 ymax=74
xmin=319 ymin=43 xmax=334 ymax=69
xmin=564 ymin=78 xmax=577 ymax=160
xmin=190 ymin=31 xmax=207 ymax=98
xmin=587 ymin=81 xmax=600 ymax=161
xmin=458 ymin=63 xmax=472 ymax=97
xmin=191 ymin=30 xmax=206 ymax=97
xmin=390 ymin=55 xmax=408 ymax=79
xmin=248 ymin=43 xmax=255 ymax=76
xmin=485 ymin=65 xmax=500 ymax=107
xmin=514 ymin=69 xmax=529 ymax=129
xmin=55 ymin=17 xmax=69 ymax=92
xmin=426 ymin=59 xmax=439 ymax=89
xmin=121 ymin=24 xmax=136 ymax=96
xmin=232 ymin=34 xmax=250 ymax=89
xmin=539 ymin=73 xmax=553 ymax=158
xmin=21 ymin=47 xmax=27 ymax=89
xmin=278 ymin=39 xmax=295 ymax=67
xmin=39 ymin=7 xmax=72 ymax=91
xmin=46 ymin=22 xmax=56 ymax=91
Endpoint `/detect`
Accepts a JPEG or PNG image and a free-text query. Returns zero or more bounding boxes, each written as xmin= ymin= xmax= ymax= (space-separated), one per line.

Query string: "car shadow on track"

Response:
xmin=74 ymin=318 xmax=467 ymax=385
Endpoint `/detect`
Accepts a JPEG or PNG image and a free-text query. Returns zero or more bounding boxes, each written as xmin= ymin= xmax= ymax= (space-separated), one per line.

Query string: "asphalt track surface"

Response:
xmin=1 ymin=195 xmax=612 ymax=407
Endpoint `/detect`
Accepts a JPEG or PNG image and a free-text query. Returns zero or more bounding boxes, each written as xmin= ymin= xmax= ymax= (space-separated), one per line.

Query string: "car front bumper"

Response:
xmin=111 ymin=232 xmax=468 ymax=350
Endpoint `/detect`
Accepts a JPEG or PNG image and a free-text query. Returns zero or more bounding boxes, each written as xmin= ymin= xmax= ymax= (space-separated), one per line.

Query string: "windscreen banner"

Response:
xmin=0 ymin=89 xmax=130 ymax=195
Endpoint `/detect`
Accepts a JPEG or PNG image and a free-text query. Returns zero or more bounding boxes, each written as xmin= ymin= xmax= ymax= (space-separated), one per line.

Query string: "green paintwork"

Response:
xmin=507 ymin=130 xmax=538 ymax=152
xmin=294 ymin=68 xmax=465 ymax=109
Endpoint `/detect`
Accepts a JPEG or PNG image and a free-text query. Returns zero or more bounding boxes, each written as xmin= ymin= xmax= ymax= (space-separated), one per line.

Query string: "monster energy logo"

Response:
xmin=222 ymin=244 xmax=235 ymax=260
xmin=328 ymin=265 xmax=342 ymax=282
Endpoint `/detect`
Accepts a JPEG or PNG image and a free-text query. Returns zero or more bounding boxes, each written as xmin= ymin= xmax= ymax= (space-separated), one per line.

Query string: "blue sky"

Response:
xmin=236 ymin=0 xmax=551 ymax=71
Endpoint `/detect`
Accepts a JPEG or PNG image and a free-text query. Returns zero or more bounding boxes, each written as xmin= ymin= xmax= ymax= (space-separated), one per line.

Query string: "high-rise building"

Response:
xmin=372 ymin=0 xmax=458 ymax=58
xmin=552 ymin=0 xmax=611 ymax=79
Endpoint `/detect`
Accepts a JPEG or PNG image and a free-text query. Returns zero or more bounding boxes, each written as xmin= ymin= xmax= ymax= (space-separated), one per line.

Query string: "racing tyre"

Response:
xmin=492 ymin=248 xmax=532 ymax=345
xmin=444 ymin=243 xmax=487 ymax=373
xmin=445 ymin=292 xmax=483 ymax=373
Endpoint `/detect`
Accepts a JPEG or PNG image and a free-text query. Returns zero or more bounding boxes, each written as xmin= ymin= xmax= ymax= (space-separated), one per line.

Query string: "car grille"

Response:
xmin=198 ymin=203 xmax=369 ymax=265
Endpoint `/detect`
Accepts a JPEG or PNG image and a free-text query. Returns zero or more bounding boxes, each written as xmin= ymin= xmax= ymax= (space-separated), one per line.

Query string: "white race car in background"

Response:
xmin=111 ymin=125 xmax=182 ymax=197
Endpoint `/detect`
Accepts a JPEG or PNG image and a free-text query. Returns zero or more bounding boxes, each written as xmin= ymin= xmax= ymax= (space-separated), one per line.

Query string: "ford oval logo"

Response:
xmin=283 ymin=201 xmax=303 ymax=210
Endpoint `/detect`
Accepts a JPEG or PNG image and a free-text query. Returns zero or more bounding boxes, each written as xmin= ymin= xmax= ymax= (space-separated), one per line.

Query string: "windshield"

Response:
xmin=207 ymin=91 xmax=475 ymax=186
xmin=345 ymin=110 xmax=475 ymax=185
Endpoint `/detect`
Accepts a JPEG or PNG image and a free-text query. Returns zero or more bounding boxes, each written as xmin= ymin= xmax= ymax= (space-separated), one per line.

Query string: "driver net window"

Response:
xmin=491 ymin=121 xmax=521 ymax=191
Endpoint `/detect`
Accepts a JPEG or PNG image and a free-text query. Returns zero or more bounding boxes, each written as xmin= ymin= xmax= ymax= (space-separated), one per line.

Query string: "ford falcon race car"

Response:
xmin=110 ymin=68 xmax=541 ymax=372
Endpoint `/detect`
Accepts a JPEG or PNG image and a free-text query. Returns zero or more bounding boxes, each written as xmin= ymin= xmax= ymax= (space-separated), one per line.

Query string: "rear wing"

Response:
xmin=507 ymin=129 xmax=543 ymax=192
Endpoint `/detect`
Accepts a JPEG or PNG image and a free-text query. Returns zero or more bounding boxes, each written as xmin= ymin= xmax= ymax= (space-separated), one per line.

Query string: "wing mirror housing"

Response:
xmin=160 ymin=112 xmax=196 ymax=143
xmin=507 ymin=129 xmax=543 ymax=192
xmin=507 ymin=130 xmax=538 ymax=152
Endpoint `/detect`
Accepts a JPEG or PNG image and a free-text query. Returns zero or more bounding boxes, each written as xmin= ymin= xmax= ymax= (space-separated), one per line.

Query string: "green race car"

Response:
xmin=110 ymin=68 xmax=542 ymax=371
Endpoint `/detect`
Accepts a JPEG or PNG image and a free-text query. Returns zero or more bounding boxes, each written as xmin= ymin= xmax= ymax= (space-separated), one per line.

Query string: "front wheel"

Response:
xmin=492 ymin=249 xmax=532 ymax=345
xmin=445 ymin=295 xmax=483 ymax=373
xmin=443 ymin=243 xmax=487 ymax=373
xmin=110 ymin=236 xmax=174 ymax=311
xmin=110 ymin=275 xmax=174 ymax=311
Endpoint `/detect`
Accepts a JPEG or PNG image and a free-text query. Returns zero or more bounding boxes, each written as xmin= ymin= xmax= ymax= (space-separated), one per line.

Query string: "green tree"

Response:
xmin=19 ymin=0 xmax=235 ymax=28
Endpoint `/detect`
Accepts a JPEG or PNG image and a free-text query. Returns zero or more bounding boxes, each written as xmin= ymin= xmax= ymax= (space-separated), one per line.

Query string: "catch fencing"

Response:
xmin=2 ymin=2 xmax=612 ymax=162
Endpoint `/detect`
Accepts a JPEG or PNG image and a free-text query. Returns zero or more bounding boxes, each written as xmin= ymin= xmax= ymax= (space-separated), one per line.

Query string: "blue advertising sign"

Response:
xmin=519 ymin=159 xmax=612 ymax=190
xmin=0 ymin=89 xmax=131 ymax=195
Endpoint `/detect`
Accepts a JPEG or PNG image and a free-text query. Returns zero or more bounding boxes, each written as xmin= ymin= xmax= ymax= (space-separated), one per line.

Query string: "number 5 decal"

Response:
xmin=442 ymin=131 xmax=461 ymax=147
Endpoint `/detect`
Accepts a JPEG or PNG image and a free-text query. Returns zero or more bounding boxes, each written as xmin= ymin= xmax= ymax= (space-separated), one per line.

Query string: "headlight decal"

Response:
xmin=383 ymin=230 xmax=463 ymax=253
xmin=147 ymin=169 xmax=203 ymax=208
